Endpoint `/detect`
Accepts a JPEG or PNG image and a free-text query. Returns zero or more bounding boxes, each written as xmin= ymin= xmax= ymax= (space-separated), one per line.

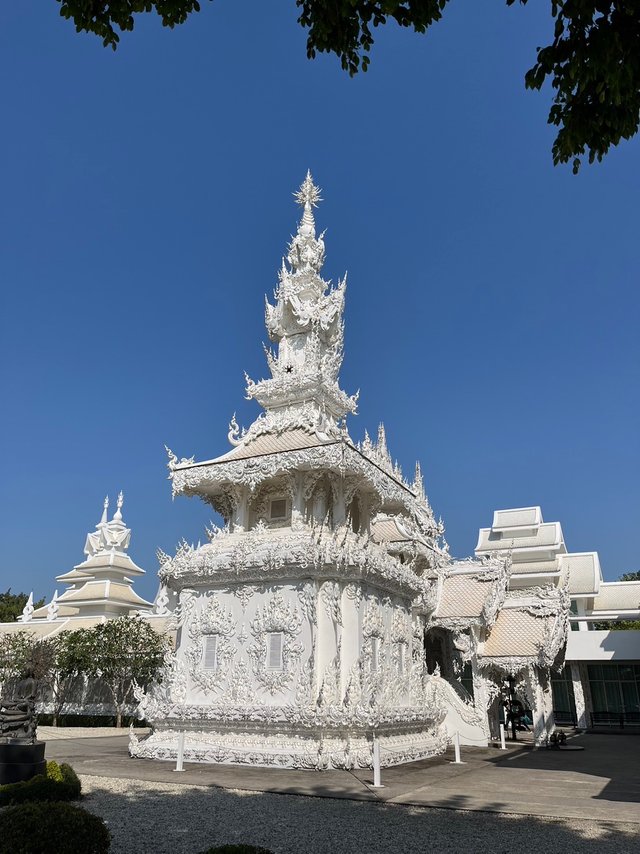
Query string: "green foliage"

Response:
xmin=0 ymin=590 xmax=44 ymax=623
xmin=55 ymin=0 xmax=640 ymax=170
xmin=46 ymin=760 xmax=65 ymax=782
xmin=81 ymin=616 xmax=168 ymax=726
xmin=518 ymin=0 xmax=640 ymax=172
xmin=593 ymin=619 xmax=640 ymax=631
xmin=0 ymin=802 xmax=110 ymax=854
xmin=0 ymin=632 xmax=36 ymax=686
xmin=0 ymin=762 xmax=82 ymax=806
xmin=58 ymin=0 xmax=203 ymax=47
xmin=202 ymin=847 xmax=275 ymax=854
xmin=297 ymin=0 xmax=449 ymax=75
xmin=619 ymin=571 xmax=640 ymax=582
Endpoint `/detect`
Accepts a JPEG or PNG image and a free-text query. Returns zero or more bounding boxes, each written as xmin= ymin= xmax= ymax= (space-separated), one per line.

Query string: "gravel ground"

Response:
xmin=79 ymin=775 xmax=640 ymax=854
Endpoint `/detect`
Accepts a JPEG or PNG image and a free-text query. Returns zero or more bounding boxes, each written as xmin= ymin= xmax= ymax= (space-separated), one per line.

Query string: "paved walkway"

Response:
xmin=43 ymin=731 xmax=640 ymax=823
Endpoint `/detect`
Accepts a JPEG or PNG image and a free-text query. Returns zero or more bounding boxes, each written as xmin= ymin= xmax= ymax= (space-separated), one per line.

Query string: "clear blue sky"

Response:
xmin=1 ymin=2 xmax=638 ymax=602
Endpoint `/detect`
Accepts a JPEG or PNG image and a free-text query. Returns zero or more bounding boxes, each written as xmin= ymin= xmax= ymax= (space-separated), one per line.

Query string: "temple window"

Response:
xmin=348 ymin=497 xmax=361 ymax=534
xmin=269 ymin=498 xmax=288 ymax=521
xmin=266 ymin=632 xmax=284 ymax=670
xmin=202 ymin=635 xmax=218 ymax=671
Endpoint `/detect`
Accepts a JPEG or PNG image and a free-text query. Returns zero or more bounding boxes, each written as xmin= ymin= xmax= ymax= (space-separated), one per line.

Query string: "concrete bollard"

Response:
xmin=174 ymin=731 xmax=185 ymax=772
xmin=371 ymin=733 xmax=384 ymax=788
xmin=499 ymin=723 xmax=507 ymax=750
xmin=452 ymin=730 xmax=463 ymax=764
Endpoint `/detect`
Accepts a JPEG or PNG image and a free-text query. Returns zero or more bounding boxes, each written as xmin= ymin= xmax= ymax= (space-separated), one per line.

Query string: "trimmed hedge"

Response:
xmin=202 ymin=847 xmax=274 ymax=854
xmin=0 ymin=761 xmax=81 ymax=805
xmin=0 ymin=802 xmax=110 ymax=854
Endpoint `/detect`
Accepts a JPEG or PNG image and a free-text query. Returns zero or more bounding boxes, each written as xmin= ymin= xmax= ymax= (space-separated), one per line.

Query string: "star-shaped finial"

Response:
xmin=294 ymin=170 xmax=322 ymax=209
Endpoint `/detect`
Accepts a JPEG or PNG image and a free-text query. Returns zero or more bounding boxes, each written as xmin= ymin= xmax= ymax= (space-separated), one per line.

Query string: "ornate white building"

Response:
xmin=130 ymin=175 xmax=569 ymax=768
xmin=6 ymin=494 xmax=155 ymax=638
xmin=3 ymin=175 xmax=637 ymax=757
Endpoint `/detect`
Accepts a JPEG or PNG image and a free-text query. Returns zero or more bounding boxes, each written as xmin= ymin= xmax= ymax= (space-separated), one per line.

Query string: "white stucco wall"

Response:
xmin=566 ymin=630 xmax=640 ymax=661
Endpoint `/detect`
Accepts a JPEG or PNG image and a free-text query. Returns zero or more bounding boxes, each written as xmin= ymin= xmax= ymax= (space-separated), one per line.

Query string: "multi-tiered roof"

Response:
xmin=163 ymin=174 xmax=446 ymax=579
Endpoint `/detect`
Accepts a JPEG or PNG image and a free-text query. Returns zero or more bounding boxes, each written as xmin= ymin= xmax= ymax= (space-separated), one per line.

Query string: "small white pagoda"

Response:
xmin=132 ymin=175 xmax=569 ymax=768
xmin=29 ymin=493 xmax=153 ymax=623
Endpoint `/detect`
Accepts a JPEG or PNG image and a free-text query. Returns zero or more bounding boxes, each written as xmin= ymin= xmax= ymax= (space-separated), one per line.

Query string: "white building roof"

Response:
xmin=491 ymin=506 xmax=542 ymax=530
xmin=482 ymin=608 xmax=551 ymax=657
xmin=591 ymin=581 xmax=640 ymax=613
xmin=560 ymin=552 xmax=601 ymax=597
xmin=434 ymin=573 xmax=491 ymax=620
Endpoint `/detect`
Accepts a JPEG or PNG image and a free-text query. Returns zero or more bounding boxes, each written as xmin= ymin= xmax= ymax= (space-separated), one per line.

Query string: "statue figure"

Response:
xmin=0 ymin=669 xmax=38 ymax=743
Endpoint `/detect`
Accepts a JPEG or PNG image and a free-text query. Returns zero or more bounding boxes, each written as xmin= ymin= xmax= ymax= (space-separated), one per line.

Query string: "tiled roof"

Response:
xmin=492 ymin=507 xmax=542 ymax=529
xmin=371 ymin=517 xmax=411 ymax=543
xmin=482 ymin=608 xmax=552 ymax=657
xmin=210 ymin=429 xmax=329 ymax=463
xmin=476 ymin=522 xmax=563 ymax=553
xmin=435 ymin=574 xmax=490 ymax=620
xmin=510 ymin=559 xmax=559 ymax=575
xmin=592 ymin=582 xmax=640 ymax=612
xmin=560 ymin=552 xmax=601 ymax=596
xmin=57 ymin=580 xmax=152 ymax=608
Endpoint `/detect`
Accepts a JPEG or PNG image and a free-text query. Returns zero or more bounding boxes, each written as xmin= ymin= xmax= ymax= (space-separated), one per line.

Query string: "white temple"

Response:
xmin=130 ymin=175 xmax=569 ymax=768
xmin=3 ymin=174 xmax=637 ymax=759
xmin=8 ymin=494 xmax=155 ymax=639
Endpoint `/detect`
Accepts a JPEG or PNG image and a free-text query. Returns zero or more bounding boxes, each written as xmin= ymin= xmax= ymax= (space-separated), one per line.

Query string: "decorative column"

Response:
xmin=232 ymin=487 xmax=248 ymax=532
xmin=291 ymin=472 xmax=305 ymax=532
xmin=569 ymin=661 xmax=587 ymax=728
xmin=341 ymin=584 xmax=362 ymax=697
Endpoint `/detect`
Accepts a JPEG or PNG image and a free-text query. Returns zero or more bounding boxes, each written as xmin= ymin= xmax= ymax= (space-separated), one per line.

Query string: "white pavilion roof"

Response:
xmin=198 ymin=428 xmax=329 ymax=465
xmin=482 ymin=608 xmax=552 ymax=657
xmin=434 ymin=573 xmax=492 ymax=620
xmin=591 ymin=581 xmax=640 ymax=613
xmin=57 ymin=579 xmax=151 ymax=610
xmin=560 ymin=552 xmax=601 ymax=597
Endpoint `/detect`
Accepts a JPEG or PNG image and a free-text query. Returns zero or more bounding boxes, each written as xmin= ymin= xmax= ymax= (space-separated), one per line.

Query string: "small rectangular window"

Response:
xmin=203 ymin=635 xmax=218 ymax=670
xmin=371 ymin=637 xmax=379 ymax=672
xmin=266 ymin=632 xmax=284 ymax=670
xmin=270 ymin=498 xmax=287 ymax=520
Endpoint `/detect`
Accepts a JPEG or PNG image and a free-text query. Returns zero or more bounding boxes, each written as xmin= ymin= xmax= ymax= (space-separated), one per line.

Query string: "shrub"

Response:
xmin=0 ymin=802 xmax=110 ymax=854
xmin=46 ymin=760 xmax=64 ymax=782
xmin=202 ymin=847 xmax=274 ymax=854
xmin=0 ymin=761 xmax=81 ymax=805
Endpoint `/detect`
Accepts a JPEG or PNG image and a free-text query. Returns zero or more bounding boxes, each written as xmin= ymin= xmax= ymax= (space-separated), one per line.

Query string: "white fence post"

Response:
xmin=452 ymin=730 xmax=463 ymax=764
xmin=499 ymin=722 xmax=507 ymax=750
xmin=371 ymin=733 xmax=384 ymax=788
xmin=174 ymin=731 xmax=185 ymax=772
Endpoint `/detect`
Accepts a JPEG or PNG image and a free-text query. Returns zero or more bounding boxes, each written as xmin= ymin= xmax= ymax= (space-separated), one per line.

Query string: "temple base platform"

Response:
xmin=129 ymin=721 xmax=448 ymax=770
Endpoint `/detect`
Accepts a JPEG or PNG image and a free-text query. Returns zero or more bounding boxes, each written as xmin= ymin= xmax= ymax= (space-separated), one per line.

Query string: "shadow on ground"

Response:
xmin=78 ymin=775 xmax=640 ymax=854
xmin=485 ymin=733 xmax=640 ymax=805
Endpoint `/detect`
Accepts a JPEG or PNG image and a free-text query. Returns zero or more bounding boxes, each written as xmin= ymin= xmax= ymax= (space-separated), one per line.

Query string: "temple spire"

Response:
xmin=413 ymin=462 xmax=426 ymax=501
xmin=100 ymin=495 xmax=109 ymax=526
xmin=294 ymin=170 xmax=322 ymax=237
xmin=113 ymin=490 xmax=124 ymax=522
xmin=242 ymin=172 xmax=357 ymax=438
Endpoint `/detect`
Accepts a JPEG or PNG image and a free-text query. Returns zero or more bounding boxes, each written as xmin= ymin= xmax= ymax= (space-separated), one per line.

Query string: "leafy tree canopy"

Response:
xmin=0 ymin=590 xmax=45 ymax=623
xmin=0 ymin=631 xmax=36 ymax=682
xmin=82 ymin=615 xmax=168 ymax=726
xmin=56 ymin=1 xmax=640 ymax=172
